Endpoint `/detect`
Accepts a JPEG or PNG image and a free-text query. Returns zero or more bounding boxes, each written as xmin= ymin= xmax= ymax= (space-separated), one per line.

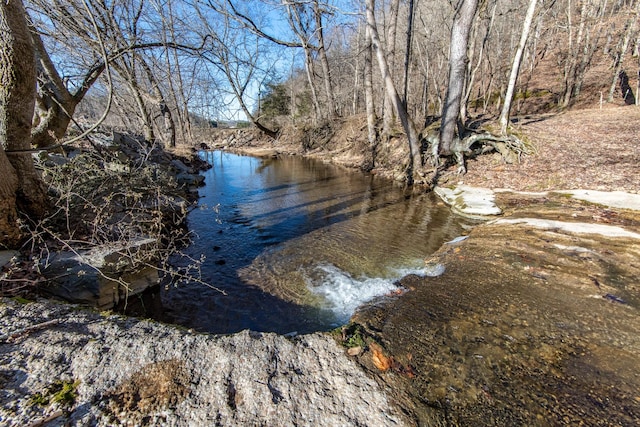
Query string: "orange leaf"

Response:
xmin=370 ymin=342 xmax=392 ymax=371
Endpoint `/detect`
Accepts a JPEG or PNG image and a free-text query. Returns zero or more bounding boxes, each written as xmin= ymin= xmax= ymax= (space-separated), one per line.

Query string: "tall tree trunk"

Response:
xmin=499 ymin=0 xmax=538 ymax=134
xmin=112 ymin=61 xmax=156 ymax=142
xmin=141 ymin=59 xmax=176 ymax=147
xmin=163 ymin=0 xmax=191 ymax=144
xmin=313 ymin=0 xmax=336 ymax=118
xmin=561 ymin=0 xmax=596 ymax=107
xmin=440 ymin=0 xmax=478 ymax=154
xmin=1 ymin=0 xmax=48 ymax=247
xmin=366 ymin=0 xmax=422 ymax=183
xmin=364 ymin=25 xmax=377 ymax=151
xmin=464 ymin=2 xmax=496 ymax=119
xmin=402 ymin=0 xmax=416 ymax=106
xmin=303 ymin=46 xmax=322 ymax=123
xmin=382 ymin=0 xmax=400 ymax=137
xmin=607 ymin=3 xmax=638 ymax=102
xmin=287 ymin=3 xmax=322 ymax=123
xmin=352 ymin=26 xmax=362 ymax=115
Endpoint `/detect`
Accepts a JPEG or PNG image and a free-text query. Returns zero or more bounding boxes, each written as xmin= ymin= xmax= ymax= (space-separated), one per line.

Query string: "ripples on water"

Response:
xmin=155 ymin=151 xmax=475 ymax=334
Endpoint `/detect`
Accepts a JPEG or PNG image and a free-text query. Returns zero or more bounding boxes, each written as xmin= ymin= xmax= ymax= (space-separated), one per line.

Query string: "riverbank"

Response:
xmin=3 ymin=188 xmax=638 ymax=425
xmin=351 ymin=189 xmax=640 ymax=425
xmin=207 ymin=106 xmax=640 ymax=424
xmin=2 ymin=107 xmax=639 ymax=425
xmin=0 ymin=299 xmax=404 ymax=426
xmin=215 ymin=106 xmax=640 ymax=194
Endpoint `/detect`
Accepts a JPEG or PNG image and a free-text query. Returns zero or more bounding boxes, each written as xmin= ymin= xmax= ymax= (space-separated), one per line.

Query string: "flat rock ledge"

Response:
xmin=0 ymin=299 xmax=404 ymax=426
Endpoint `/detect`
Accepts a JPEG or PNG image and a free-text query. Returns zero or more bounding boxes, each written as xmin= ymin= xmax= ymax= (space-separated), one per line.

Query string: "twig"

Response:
xmin=26 ymin=409 xmax=64 ymax=427
xmin=0 ymin=318 xmax=64 ymax=344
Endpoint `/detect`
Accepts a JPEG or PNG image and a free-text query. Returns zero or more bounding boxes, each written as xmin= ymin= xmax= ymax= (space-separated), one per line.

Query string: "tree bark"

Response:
xmin=607 ymin=3 xmax=638 ymax=102
xmin=440 ymin=0 xmax=478 ymax=155
xmin=287 ymin=3 xmax=322 ymax=123
xmin=162 ymin=0 xmax=192 ymax=144
xmin=382 ymin=0 xmax=400 ymax=137
xmin=313 ymin=0 xmax=336 ymax=118
xmin=30 ymin=28 xmax=83 ymax=148
xmin=499 ymin=0 xmax=537 ymax=134
xmin=141 ymin=59 xmax=176 ymax=147
xmin=1 ymin=0 xmax=48 ymax=247
xmin=364 ymin=25 xmax=377 ymax=151
xmin=402 ymin=0 xmax=416 ymax=106
xmin=366 ymin=0 xmax=422 ymax=183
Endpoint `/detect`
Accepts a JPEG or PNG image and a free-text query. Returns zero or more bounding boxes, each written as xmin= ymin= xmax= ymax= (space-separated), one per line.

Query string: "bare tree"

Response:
xmin=153 ymin=0 xmax=195 ymax=143
xmin=365 ymin=0 xmax=422 ymax=183
xmin=364 ymin=24 xmax=378 ymax=151
xmin=313 ymin=0 xmax=337 ymax=117
xmin=29 ymin=26 xmax=105 ymax=148
xmin=140 ymin=58 xmax=177 ymax=146
xmin=382 ymin=0 xmax=400 ymax=136
xmin=286 ymin=1 xmax=323 ymax=122
xmin=462 ymin=0 xmax=497 ymax=120
xmin=607 ymin=0 xmax=639 ymax=102
xmin=560 ymin=0 xmax=604 ymax=107
xmin=27 ymin=0 xmax=207 ymax=147
xmin=499 ymin=0 xmax=538 ymax=134
xmin=0 ymin=0 xmax=48 ymax=247
xmin=439 ymin=0 xmax=478 ymax=155
xmin=194 ymin=1 xmax=280 ymax=137
xmin=402 ymin=0 xmax=416 ymax=106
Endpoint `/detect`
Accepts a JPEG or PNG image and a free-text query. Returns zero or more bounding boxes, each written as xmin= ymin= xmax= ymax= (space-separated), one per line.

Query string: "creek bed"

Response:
xmin=134 ymin=151 xmax=476 ymax=334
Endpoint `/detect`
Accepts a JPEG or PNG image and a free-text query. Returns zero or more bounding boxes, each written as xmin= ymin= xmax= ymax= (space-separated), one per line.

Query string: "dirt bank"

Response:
xmin=213 ymin=106 xmax=640 ymax=194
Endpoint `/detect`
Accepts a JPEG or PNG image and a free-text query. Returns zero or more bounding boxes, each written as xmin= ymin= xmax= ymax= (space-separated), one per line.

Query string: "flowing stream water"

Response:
xmin=152 ymin=151 xmax=476 ymax=334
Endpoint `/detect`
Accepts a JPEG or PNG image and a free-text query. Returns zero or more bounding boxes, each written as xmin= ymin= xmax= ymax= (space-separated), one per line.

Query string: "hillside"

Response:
xmin=462 ymin=106 xmax=640 ymax=193
xmin=217 ymin=105 xmax=640 ymax=195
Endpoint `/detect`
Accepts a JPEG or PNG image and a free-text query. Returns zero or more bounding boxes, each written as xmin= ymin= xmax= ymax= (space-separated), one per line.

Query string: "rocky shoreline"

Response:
xmin=0 ymin=299 xmax=404 ymax=426
xmin=351 ymin=189 xmax=640 ymax=425
xmin=7 ymin=132 xmax=213 ymax=311
xmin=2 ymin=184 xmax=640 ymax=425
xmin=3 ymin=111 xmax=640 ymax=425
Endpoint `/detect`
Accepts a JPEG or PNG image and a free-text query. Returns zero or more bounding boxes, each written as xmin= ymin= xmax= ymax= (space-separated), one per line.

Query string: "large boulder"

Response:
xmin=0 ymin=299 xmax=404 ymax=426
xmin=40 ymin=239 xmax=159 ymax=310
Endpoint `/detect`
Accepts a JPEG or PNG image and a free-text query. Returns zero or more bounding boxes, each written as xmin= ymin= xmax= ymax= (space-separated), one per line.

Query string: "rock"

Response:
xmin=0 ymin=299 xmax=405 ymax=426
xmin=353 ymin=191 xmax=640 ymax=425
xmin=347 ymin=346 xmax=362 ymax=356
xmin=40 ymin=239 xmax=159 ymax=309
xmin=171 ymin=159 xmax=195 ymax=174
xmin=0 ymin=250 xmax=18 ymax=269
xmin=175 ymin=172 xmax=205 ymax=187
xmin=558 ymin=189 xmax=640 ymax=211
xmin=435 ymin=185 xmax=502 ymax=218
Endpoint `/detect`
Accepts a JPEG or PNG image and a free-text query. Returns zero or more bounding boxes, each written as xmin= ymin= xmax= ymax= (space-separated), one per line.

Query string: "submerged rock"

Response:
xmin=351 ymin=191 xmax=640 ymax=425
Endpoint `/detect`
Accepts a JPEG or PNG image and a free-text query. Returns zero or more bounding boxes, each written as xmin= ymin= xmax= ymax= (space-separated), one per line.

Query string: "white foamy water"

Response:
xmin=307 ymin=262 xmax=445 ymax=325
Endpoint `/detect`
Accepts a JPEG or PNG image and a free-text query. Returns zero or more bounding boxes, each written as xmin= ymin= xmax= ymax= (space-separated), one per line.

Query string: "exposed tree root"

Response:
xmin=423 ymin=130 xmax=536 ymax=176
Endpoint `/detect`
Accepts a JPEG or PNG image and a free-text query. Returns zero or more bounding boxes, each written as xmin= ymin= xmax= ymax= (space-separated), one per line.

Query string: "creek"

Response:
xmin=149 ymin=151 xmax=476 ymax=334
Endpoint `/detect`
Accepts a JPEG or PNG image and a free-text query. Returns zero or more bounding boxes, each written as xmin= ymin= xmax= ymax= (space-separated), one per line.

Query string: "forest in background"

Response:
xmin=1 ymin=0 xmax=639 ymax=250
xmin=25 ymin=0 xmax=640 ymax=147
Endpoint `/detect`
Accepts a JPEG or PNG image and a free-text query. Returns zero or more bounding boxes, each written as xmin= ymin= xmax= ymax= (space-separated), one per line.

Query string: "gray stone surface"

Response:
xmin=39 ymin=242 xmax=160 ymax=310
xmin=0 ymin=251 xmax=17 ymax=269
xmin=0 ymin=299 xmax=404 ymax=426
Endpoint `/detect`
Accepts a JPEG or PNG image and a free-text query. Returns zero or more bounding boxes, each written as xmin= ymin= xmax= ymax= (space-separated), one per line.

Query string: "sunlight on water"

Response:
xmin=157 ymin=151 xmax=474 ymax=334
xmin=306 ymin=262 xmax=446 ymax=325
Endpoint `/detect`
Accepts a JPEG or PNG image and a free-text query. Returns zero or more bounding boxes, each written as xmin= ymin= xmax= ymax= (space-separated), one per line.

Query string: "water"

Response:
xmin=156 ymin=151 xmax=475 ymax=334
